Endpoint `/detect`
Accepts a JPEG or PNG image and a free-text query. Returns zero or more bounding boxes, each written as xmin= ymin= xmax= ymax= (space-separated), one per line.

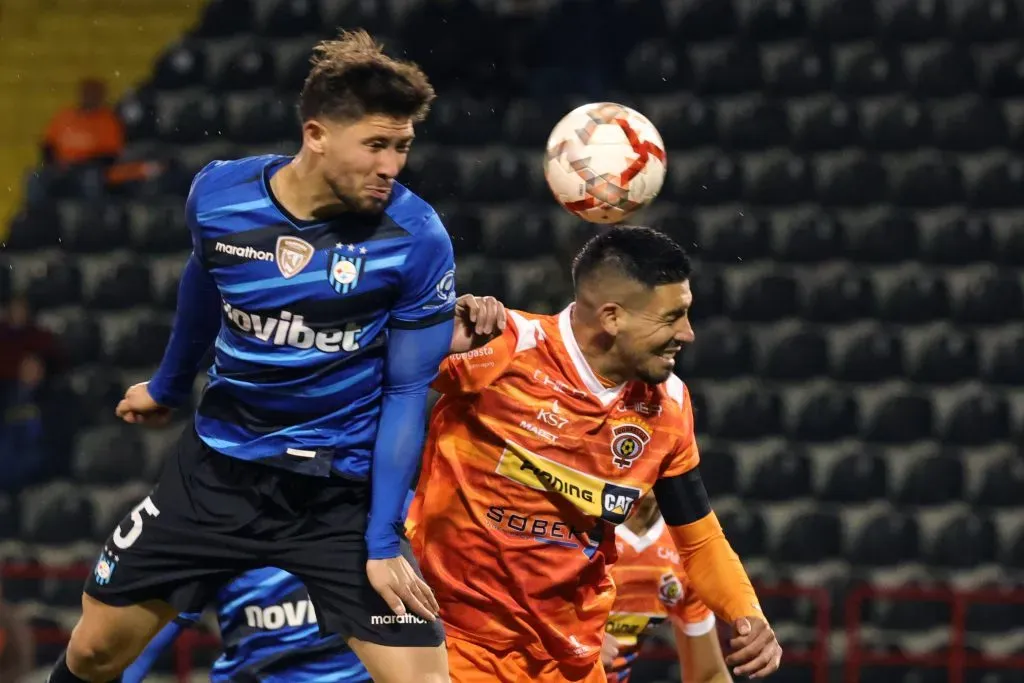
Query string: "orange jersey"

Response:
xmin=408 ymin=306 xmax=700 ymax=668
xmin=605 ymin=518 xmax=715 ymax=681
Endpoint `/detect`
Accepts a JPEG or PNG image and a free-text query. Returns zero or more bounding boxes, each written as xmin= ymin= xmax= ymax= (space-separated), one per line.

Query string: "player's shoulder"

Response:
xmin=191 ymin=154 xmax=282 ymax=195
xmin=503 ymin=308 xmax=558 ymax=354
xmin=384 ymin=182 xmax=448 ymax=240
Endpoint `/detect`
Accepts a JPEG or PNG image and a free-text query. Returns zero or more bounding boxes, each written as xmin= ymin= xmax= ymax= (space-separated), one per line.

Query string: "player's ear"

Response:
xmin=302 ymin=119 xmax=329 ymax=155
xmin=596 ymin=302 xmax=623 ymax=336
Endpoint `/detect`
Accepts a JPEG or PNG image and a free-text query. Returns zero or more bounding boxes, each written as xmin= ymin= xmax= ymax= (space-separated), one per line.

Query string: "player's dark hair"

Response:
xmin=572 ymin=226 xmax=692 ymax=290
xmin=299 ymin=29 xmax=435 ymax=124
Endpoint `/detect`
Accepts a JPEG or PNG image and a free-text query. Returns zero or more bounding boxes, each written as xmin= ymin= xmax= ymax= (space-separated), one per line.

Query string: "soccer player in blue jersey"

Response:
xmin=48 ymin=30 xmax=501 ymax=683
xmin=123 ymin=569 xmax=371 ymax=683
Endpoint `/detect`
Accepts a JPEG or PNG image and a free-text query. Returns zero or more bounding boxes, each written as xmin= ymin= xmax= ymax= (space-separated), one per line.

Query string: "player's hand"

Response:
xmin=366 ymin=556 xmax=440 ymax=623
xmin=115 ymin=382 xmax=174 ymax=427
xmin=600 ymin=633 xmax=620 ymax=668
xmin=726 ymin=616 xmax=782 ymax=678
xmin=449 ymin=294 xmax=505 ymax=355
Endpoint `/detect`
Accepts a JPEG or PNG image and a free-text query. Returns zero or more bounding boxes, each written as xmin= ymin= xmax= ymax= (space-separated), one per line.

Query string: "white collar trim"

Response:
xmin=558 ymin=305 xmax=626 ymax=407
xmin=616 ymin=516 xmax=665 ymax=554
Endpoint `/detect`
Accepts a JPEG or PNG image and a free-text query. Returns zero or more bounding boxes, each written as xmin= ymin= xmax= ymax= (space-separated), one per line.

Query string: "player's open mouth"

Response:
xmin=366 ymin=187 xmax=391 ymax=199
xmin=658 ymin=347 xmax=681 ymax=361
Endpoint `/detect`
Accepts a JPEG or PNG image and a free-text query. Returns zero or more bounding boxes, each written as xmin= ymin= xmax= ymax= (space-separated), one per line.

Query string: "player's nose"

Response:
xmin=674 ymin=317 xmax=695 ymax=344
xmin=376 ymin=149 xmax=402 ymax=179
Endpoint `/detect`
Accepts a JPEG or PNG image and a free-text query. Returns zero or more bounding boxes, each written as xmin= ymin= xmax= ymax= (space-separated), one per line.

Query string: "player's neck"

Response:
xmin=569 ymin=307 xmax=630 ymax=386
xmin=270 ymin=155 xmax=347 ymax=221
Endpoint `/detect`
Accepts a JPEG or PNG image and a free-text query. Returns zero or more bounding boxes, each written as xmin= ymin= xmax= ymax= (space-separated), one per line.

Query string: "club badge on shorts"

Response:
xmin=93 ymin=547 xmax=119 ymax=586
xmin=328 ymin=244 xmax=366 ymax=295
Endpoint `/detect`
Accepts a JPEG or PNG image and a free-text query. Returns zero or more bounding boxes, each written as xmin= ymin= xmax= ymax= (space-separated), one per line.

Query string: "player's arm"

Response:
xmin=121 ymin=613 xmax=199 ymax=683
xmin=366 ymin=214 xmax=456 ymax=562
xmin=655 ymin=390 xmax=781 ymax=679
xmin=146 ymin=166 xmax=223 ymax=407
xmin=673 ymin=621 xmax=731 ymax=683
xmin=0 ymin=601 xmax=34 ymax=682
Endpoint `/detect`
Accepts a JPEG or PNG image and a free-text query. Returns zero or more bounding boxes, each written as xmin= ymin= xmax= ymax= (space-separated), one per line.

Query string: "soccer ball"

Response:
xmin=544 ymin=102 xmax=667 ymax=224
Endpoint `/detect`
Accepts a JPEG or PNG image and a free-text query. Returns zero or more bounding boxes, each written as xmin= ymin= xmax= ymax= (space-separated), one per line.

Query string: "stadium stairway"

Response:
xmin=0 ymin=0 xmax=205 ymax=237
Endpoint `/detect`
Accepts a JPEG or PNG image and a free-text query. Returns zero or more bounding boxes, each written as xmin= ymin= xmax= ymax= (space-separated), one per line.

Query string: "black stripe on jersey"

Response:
xmin=227 ymin=288 xmax=397 ymax=330
xmin=198 ymin=383 xmax=362 ymax=435
xmin=389 ymin=308 xmax=456 ymax=330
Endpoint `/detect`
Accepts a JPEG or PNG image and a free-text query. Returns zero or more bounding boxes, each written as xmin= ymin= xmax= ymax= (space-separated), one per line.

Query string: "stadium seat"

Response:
xmin=671 ymin=0 xmax=738 ymax=40
xmin=810 ymin=0 xmax=877 ymax=41
xmin=88 ymin=260 xmax=154 ymax=310
xmin=921 ymin=215 xmax=993 ymax=265
xmin=833 ymin=327 xmax=903 ymax=381
xmin=151 ymin=41 xmax=208 ymax=91
xmin=927 ymin=513 xmax=997 ymax=568
xmin=863 ymin=392 xmax=933 ymax=443
xmin=399 ymin=151 xmax=460 ymax=204
xmin=791 ymin=98 xmax=858 ymax=151
xmin=503 ymin=98 xmax=570 ymax=148
xmin=623 ymin=40 xmax=689 ymax=95
xmin=968 ymin=156 xmax=1024 ymax=207
xmin=193 ymin=0 xmax=254 ymax=37
xmin=463 ymin=155 xmax=533 ymax=204
xmin=158 ymin=94 xmax=228 ymax=145
xmin=117 ymin=88 xmax=159 ymax=142
xmin=717 ymin=507 xmax=766 ymax=558
xmin=133 ymin=203 xmax=191 ymax=254
xmin=907 ymin=44 xmax=977 ymax=98
xmin=110 ymin=315 xmax=173 ymax=368
xmin=676 ymin=323 xmax=753 ymax=379
xmin=60 ymin=202 xmax=130 ymax=254
xmin=72 ymin=425 xmax=147 ymax=485
xmin=965 ymin=591 xmax=1022 ymax=633
xmin=715 ymin=388 xmax=783 ymax=439
xmin=846 ymin=211 xmax=918 ymax=262
xmin=975 ymin=455 xmax=1024 ymax=507
xmin=954 ymin=0 xmax=1021 ymax=42
xmin=878 ymin=271 xmax=950 ymax=323
xmin=738 ymin=0 xmax=808 ymax=40
xmin=847 ymin=510 xmax=920 ymax=566
xmin=687 ymin=269 xmax=725 ymax=321
xmin=50 ymin=310 xmax=103 ymax=367
xmin=819 ymin=450 xmax=887 ymax=502
xmin=26 ymin=486 xmax=95 ymax=545
xmin=0 ymin=493 xmax=18 ymax=540
xmin=485 ymin=213 xmax=551 ymax=262
xmin=25 ymin=255 xmax=83 ymax=310
xmin=700 ymin=446 xmax=737 ymax=497
xmin=878 ymin=0 xmax=946 ymax=42
xmin=744 ymin=154 xmax=813 ymax=205
xmin=454 ymin=260 xmax=508 ymax=301
xmin=5 ymin=205 xmax=61 ymax=251
xmin=791 ymin=387 xmax=860 ymax=441
xmin=860 ymin=98 xmax=931 ymax=152
xmin=953 ymin=270 xmax=1024 ymax=323
xmin=718 ymin=98 xmax=789 ymax=151
xmin=762 ymin=328 xmax=828 ymax=380
xmin=438 ymin=208 xmax=483 ymax=257
xmin=932 ymin=98 xmax=1008 ymax=151
xmin=214 ymin=43 xmax=276 ymax=91
xmin=226 ymin=94 xmax=295 ymax=145
xmin=745 ymin=448 xmax=812 ymax=501
xmin=814 ymin=153 xmax=888 ymax=207
xmin=690 ymin=43 xmax=761 ymax=95
xmin=986 ymin=333 xmax=1024 ymax=384
xmin=773 ymin=510 xmax=843 ymax=564
xmin=834 ymin=46 xmax=902 ymax=96
xmin=700 ymin=213 xmax=769 ymax=263
xmin=69 ymin=367 xmax=127 ymax=428
xmin=894 ymin=453 xmax=965 ymax=505
xmin=983 ymin=46 xmax=1024 ymax=97
xmin=890 ymin=154 xmax=965 ymax=206
xmin=732 ymin=272 xmax=799 ymax=321
xmin=1006 ymin=526 xmax=1024 ymax=569
xmin=774 ymin=211 xmax=845 ymax=262
xmin=278 ymin=47 xmax=314 ymax=92
xmin=804 ymin=270 xmax=877 ymax=322
xmin=909 ymin=329 xmax=979 ymax=383
xmin=259 ymin=0 xmax=324 ymax=37
xmin=669 ymin=155 xmax=743 ymax=206
xmin=942 ymin=393 xmax=1011 ymax=445
xmin=1 ymin=557 xmax=42 ymax=603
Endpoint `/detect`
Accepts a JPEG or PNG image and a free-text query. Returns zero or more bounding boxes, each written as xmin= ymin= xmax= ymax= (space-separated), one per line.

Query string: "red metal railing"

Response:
xmin=844 ymin=584 xmax=1024 ymax=683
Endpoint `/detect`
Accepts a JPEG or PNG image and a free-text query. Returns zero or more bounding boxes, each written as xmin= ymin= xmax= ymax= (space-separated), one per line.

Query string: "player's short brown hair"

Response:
xmin=299 ymin=29 xmax=435 ymax=124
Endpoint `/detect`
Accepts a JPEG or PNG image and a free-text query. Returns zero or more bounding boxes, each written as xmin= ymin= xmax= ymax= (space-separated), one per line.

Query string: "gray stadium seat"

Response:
xmin=819 ymin=450 xmax=887 ymax=502
xmin=895 ymin=453 xmax=964 ymax=505
xmin=72 ymin=425 xmax=147 ymax=485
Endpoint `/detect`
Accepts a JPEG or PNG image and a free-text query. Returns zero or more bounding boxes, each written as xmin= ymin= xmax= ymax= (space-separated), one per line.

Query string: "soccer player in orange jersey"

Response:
xmin=603 ymin=495 xmax=731 ymax=683
xmin=408 ymin=226 xmax=782 ymax=683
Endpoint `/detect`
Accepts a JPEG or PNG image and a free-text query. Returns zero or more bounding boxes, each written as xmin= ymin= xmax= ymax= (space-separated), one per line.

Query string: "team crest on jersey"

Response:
xmin=93 ymin=547 xmax=118 ymax=586
xmin=327 ymin=246 xmax=365 ymax=295
xmin=610 ymin=418 xmax=652 ymax=469
xmin=275 ymin=236 xmax=315 ymax=279
xmin=657 ymin=571 xmax=683 ymax=607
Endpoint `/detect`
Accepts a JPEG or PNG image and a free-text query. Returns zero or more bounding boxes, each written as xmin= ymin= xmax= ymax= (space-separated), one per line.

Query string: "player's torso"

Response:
xmin=192 ymin=155 xmax=415 ymax=476
xmin=606 ymin=521 xmax=684 ymax=674
xmin=417 ymin=308 xmax=688 ymax=662
xmin=211 ymin=568 xmax=364 ymax=682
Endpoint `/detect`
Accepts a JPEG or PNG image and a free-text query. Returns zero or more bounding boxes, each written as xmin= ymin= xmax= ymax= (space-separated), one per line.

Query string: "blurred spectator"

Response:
xmin=0 ymin=581 xmax=34 ymax=682
xmin=0 ymin=297 xmax=59 ymax=386
xmin=27 ymin=78 xmax=125 ymax=204
xmin=0 ymin=354 xmax=65 ymax=492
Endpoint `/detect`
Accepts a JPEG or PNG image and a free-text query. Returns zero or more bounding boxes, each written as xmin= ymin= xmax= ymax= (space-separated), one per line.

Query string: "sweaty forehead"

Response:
xmin=645 ymin=280 xmax=692 ymax=314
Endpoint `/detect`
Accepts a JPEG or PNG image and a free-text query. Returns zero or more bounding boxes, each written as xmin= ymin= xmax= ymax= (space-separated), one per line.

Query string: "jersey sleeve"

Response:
xmin=432 ymin=310 xmax=520 ymax=395
xmin=672 ymin=570 xmax=716 ymax=636
xmin=389 ymin=211 xmax=456 ymax=330
xmin=660 ymin=382 xmax=701 ymax=479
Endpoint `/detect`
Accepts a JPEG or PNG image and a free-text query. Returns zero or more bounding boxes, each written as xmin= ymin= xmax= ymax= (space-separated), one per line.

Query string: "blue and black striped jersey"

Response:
xmin=177 ymin=154 xmax=455 ymax=478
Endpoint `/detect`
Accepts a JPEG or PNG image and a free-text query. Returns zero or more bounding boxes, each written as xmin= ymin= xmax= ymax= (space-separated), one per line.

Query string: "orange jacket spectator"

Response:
xmin=43 ymin=78 xmax=124 ymax=168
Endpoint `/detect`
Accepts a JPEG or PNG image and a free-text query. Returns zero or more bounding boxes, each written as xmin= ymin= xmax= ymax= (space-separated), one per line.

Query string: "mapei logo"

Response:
xmin=610 ymin=418 xmax=651 ymax=469
xmin=496 ymin=441 xmax=641 ymax=524
xmin=223 ymin=302 xmax=361 ymax=352
xmin=244 ymin=599 xmax=318 ymax=630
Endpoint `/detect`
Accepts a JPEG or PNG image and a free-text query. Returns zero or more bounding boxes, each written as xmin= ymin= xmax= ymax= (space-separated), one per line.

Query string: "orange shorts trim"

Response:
xmin=446 ymin=634 xmax=606 ymax=683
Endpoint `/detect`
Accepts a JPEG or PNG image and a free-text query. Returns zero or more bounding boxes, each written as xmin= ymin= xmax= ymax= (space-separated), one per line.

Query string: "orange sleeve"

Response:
xmin=667 ymin=512 xmax=763 ymax=626
xmin=672 ymin=570 xmax=715 ymax=634
xmin=660 ymin=383 xmax=700 ymax=479
xmin=431 ymin=311 xmax=519 ymax=395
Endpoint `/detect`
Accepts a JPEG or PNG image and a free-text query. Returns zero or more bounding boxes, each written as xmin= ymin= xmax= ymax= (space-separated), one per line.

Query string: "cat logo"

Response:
xmin=657 ymin=571 xmax=683 ymax=607
xmin=275 ymin=236 xmax=315 ymax=279
xmin=610 ymin=418 xmax=651 ymax=469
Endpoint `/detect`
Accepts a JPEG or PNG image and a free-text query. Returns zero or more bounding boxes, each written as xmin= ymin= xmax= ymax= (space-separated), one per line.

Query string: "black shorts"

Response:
xmin=85 ymin=425 xmax=444 ymax=648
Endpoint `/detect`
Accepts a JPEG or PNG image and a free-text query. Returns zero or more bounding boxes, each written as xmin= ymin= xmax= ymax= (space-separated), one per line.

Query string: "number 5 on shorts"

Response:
xmin=113 ymin=496 xmax=161 ymax=550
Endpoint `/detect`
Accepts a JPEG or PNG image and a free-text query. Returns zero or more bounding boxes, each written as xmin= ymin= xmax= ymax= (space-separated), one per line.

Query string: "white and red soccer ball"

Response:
xmin=544 ymin=102 xmax=667 ymax=225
